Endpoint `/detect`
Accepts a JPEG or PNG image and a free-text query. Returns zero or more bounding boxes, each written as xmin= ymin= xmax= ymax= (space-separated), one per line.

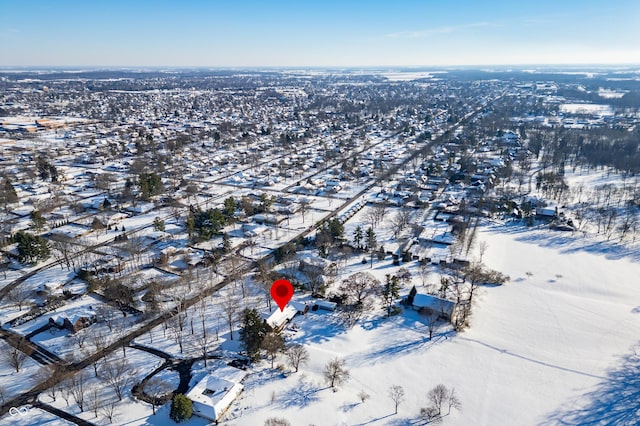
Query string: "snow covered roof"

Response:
xmin=263 ymin=304 xmax=297 ymax=329
xmin=412 ymin=293 xmax=456 ymax=317
xmin=186 ymin=366 xmax=248 ymax=421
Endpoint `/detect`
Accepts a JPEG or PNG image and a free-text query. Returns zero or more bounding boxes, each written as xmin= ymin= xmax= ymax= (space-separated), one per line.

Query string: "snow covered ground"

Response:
xmin=0 ymin=341 xmax=41 ymax=402
xmin=2 ymin=217 xmax=638 ymax=425
xmin=217 ymin=221 xmax=640 ymax=425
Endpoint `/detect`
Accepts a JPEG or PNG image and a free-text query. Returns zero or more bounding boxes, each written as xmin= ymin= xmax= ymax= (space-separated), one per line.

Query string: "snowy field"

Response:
xmin=218 ymin=221 xmax=640 ymax=425
xmin=559 ymin=103 xmax=614 ymax=116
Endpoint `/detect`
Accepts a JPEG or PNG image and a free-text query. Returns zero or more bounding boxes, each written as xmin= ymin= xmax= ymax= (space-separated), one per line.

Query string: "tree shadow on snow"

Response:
xmin=543 ymin=344 xmax=640 ymax=425
xmin=358 ymin=415 xmax=425 ymax=426
xmin=292 ymin=311 xmax=347 ymax=345
xmin=485 ymin=222 xmax=640 ymax=263
xmin=278 ymin=377 xmax=324 ymax=409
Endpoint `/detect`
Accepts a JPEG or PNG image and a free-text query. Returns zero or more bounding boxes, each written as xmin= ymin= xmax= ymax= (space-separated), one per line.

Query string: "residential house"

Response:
xmin=186 ymin=366 xmax=248 ymax=422
xmin=49 ymin=311 xmax=97 ymax=332
xmin=410 ymin=293 xmax=458 ymax=323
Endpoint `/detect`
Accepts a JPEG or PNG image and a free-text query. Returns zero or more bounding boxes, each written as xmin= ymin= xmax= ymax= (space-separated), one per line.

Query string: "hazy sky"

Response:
xmin=1 ymin=0 xmax=639 ymax=67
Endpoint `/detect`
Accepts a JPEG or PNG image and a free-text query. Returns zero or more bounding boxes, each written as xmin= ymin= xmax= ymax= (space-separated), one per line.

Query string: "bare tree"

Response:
xmin=43 ymin=367 xmax=60 ymax=402
xmin=305 ymin=266 xmax=324 ymax=295
xmin=60 ymin=378 xmax=72 ymax=407
xmin=100 ymin=357 xmax=135 ymax=401
xmin=358 ymin=390 xmax=370 ymax=404
xmin=95 ymin=304 xmax=116 ymax=332
xmin=420 ymin=406 xmax=443 ymax=423
xmin=264 ymin=417 xmax=291 ymax=426
xmin=388 ymin=385 xmax=405 ymax=414
xmin=87 ymin=387 xmax=101 ymax=418
xmin=228 ymin=254 xmax=246 ymax=297
xmin=285 ymin=344 xmax=309 ymax=373
xmin=478 ymin=241 xmax=488 ymax=263
xmin=323 ymin=357 xmax=350 ymax=389
xmin=390 ymin=208 xmax=412 ymax=238
xmin=373 ymin=204 xmax=388 ymax=227
xmin=262 ymin=332 xmax=285 ymax=368
xmin=427 ymin=384 xmax=448 ymax=416
xmin=426 ymin=312 xmax=439 ymax=341
xmin=1 ymin=339 xmax=30 ymax=372
xmin=168 ymin=303 xmax=188 ymax=353
xmin=221 ymin=292 xmax=240 ymax=341
xmin=6 ymin=285 xmax=31 ymax=312
xmin=419 ymin=260 xmax=431 ymax=287
xmin=145 ymin=377 xmax=172 ymax=415
xmin=359 ymin=205 xmax=381 ymax=230
xmin=464 ymin=262 xmax=509 ymax=305
xmin=447 ymin=387 xmax=462 ymax=414
xmin=339 ymin=272 xmax=379 ymax=308
xmin=101 ymin=401 xmax=116 ymax=424
xmin=256 ymin=261 xmax=275 ymax=311
xmin=191 ymin=328 xmax=215 ymax=367
xmin=50 ymin=235 xmax=82 ymax=271
xmin=71 ymin=370 xmax=88 ymax=412
xmin=74 ymin=332 xmax=87 ymax=350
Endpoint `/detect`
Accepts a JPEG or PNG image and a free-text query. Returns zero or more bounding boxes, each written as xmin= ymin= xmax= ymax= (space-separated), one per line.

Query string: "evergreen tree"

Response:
xmin=240 ymin=308 xmax=271 ymax=361
xmin=365 ymin=227 xmax=377 ymax=267
xmin=381 ymin=274 xmax=400 ymax=317
xmin=152 ymin=217 xmax=165 ymax=232
xmin=138 ymin=172 xmax=163 ymax=200
xmin=188 ymin=207 xmax=228 ymax=241
xmin=328 ymin=218 xmax=344 ymax=240
xmin=15 ymin=231 xmax=50 ymax=264
xmin=365 ymin=227 xmax=377 ymax=251
xmin=223 ymin=196 xmax=237 ymax=218
xmin=101 ymin=197 xmax=112 ymax=210
xmin=30 ymin=210 xmax=46 ymax=232
xmin=0 ymin=177 xmax=18 ymax=210
xmin=169 ymin=394 xmax=192 ymax=423
xmin=222 ymin=233 xmax=231 ymax=253
xmin=353 ymin=225 xmax=363 ymax=250
xmin=407 ymin=285 xmax=417 ymax=305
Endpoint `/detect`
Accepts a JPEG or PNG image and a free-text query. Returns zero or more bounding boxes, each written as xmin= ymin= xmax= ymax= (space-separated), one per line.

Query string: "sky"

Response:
xmin=1 ymin=0 xmax=639 ymax=68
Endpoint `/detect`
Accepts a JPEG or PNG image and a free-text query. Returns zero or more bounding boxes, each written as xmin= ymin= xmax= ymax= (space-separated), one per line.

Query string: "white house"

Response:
xmin=262 ymin=304 xmax=298 ymax=331
xmin=186 ymin=365 xmax=248 ymax=423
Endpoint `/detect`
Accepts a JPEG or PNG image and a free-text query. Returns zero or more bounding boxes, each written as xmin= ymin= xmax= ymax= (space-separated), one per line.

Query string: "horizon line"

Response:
xmin=1 ymin=63 xmax=640 ymax=71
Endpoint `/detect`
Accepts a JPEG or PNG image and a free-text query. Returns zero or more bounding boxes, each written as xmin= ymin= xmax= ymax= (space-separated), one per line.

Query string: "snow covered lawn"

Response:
xmin=221 ymin=222 xmax=640 ymax=425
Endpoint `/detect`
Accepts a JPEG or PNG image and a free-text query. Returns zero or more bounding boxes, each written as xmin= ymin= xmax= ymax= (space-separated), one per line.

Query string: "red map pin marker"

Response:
xmin=271 ymin=279 xmax=294 ymax=312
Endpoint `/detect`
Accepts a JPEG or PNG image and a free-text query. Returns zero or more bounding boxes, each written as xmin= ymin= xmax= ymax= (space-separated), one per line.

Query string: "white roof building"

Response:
xmin=263 ymin=304 xmax=297 ymax=330
xmin=186 ymin=365 xmax=248 ymax=422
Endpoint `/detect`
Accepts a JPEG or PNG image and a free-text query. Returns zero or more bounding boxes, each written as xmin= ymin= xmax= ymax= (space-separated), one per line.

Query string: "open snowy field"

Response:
xmin=220 ymin=221 xmax=640 ymax=425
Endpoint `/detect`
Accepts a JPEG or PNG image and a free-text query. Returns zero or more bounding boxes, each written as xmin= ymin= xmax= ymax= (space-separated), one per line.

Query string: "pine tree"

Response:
xmin=365 ymin=227 xmax=377 ymax=267
xmin=222 ymin=233 xmax=231 ymax=253
xmin=223 ymin=196 xmax=237 ymax=218
xmin=169 ymin=394 xmax=192 ymax=423
xmin=381 ymin=274 xmax=400 ymax=317
xmin=407 ymin=285 xmax=417 ymax=305
xmin=240 ymin=308 xmax=270 ymax=361
xmin=0 ymin=177 xmax=18 ymax=210
xmin=30 ymin=210 xmax=46 ymax=232
xmin=15 ymin=231 xmax=50 ymax=264
xmin=353 ymin=225 xmax=363 ymax=250
xmin=153 ymin=217 xmax=165 ymax=232
xmin=365 ymin=227 xmax=376 ymax=251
